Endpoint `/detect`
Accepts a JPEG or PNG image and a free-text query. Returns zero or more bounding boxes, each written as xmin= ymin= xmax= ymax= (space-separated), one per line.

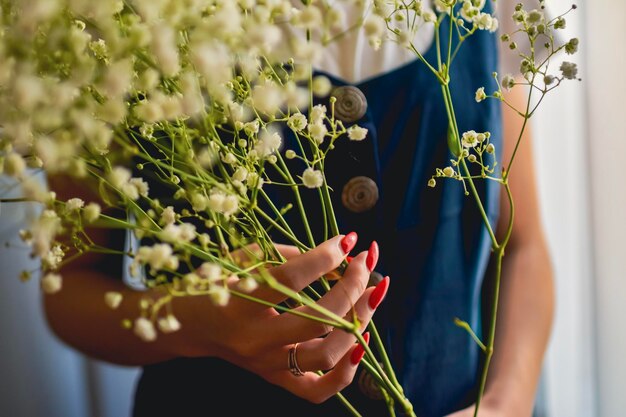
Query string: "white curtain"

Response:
xmin=535 ymin=1 xmax=626 ymax=416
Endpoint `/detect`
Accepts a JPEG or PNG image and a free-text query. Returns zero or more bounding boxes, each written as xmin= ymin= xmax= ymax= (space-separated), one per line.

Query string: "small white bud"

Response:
xmin=104 ymin=291 xmax=123 ymax=309
xmin=42 ymin=273 xmax=62 ymax=294
xmin=302 ymin=168 xmax=324 ymax=188
xmin=134 ymin=318 xmax=157 ymax=342
xmin=157 ymin=315 xmax=181 ymax=333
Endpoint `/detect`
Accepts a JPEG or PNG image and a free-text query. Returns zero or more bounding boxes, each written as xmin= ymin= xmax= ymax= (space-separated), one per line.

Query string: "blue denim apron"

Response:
xmin=132 ymin=5 xmax=502 ymax=416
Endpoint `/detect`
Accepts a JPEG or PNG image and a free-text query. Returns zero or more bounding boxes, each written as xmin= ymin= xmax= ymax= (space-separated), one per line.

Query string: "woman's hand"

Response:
xmin=168 ymin=234 xmax=389 ymax=404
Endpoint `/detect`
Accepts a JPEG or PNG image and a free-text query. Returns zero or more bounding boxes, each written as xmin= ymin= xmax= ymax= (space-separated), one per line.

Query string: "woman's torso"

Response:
xmin=132 ymin=2 xmax=503 ymax=416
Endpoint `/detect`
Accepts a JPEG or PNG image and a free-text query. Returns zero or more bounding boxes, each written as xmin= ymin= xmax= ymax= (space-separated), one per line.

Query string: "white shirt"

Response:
xmin=285 ymin=0 xmax=544 ymax=84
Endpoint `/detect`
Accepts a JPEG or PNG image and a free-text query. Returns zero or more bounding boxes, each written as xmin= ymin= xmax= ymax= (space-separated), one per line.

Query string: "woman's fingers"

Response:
xmin=296 ymin=286 xmax=379 ymax=371
xmin=244 ymin=235 xmax=352 ymax=306
xmin=230 ymin=243 xmax=302 ymax=265
xmin=262 ymin=333 xmax=370 ymax=404
xmin=260 ymin=282 xmax=381 ymax=372
xmin=269 ymin=251 xmax=371 ymax=345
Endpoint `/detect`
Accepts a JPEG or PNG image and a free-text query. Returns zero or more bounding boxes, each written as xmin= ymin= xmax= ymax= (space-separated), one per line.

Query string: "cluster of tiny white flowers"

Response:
xmin=108 ymin=167 xmax=150 ymax=201
xmin=135 ymin=243 xmax=180 ymax=272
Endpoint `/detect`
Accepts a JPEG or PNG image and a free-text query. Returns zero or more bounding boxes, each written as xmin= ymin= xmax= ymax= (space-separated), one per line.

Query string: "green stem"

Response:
xmin=368 ymin=321 xmax=404 ymax=394
xmin=440 ymin=85 xmax=499 ymax=248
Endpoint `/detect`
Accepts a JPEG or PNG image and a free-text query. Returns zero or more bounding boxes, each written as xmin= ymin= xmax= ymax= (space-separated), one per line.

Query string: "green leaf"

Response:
xmin=447 ymin=124 xmax=461 ymax=157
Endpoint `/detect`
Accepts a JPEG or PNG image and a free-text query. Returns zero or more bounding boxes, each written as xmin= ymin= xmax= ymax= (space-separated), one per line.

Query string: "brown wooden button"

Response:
xmin=342 ymin=176 xmax=378 ymax=213
xmin=332 ymin=86 xmax=368 ymax=123
xmin=358 ymin=366 xmax=385 ymax=400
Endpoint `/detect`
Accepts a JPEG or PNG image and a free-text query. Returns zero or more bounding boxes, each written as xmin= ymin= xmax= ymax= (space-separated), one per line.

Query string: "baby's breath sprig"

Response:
xmin=0 ymin=1 xmax=579 ymax=417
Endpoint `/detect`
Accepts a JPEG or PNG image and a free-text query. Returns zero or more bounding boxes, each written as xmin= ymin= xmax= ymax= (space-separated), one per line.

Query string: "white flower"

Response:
xmin=238 ymin=277 xmax=259 ymax=292
xmin=160 ymin=223 xmax=196 ymax=243
xmin=232 ymin=167 xmax=249 ymax=182
xmin=308 ymin=122 xmax=327 ymax=144
xmin=182 ymin=272 xmax=200 ymax=291
xmin=460 ymin=2 xmax=478 ymax=22
xmin=246 ymin=23 xmax=282 ymax=54
xmin=294 ymin=6 xmax=323 ymax=29
xmin=42 ymin=245 xmax=64 ymax=270
xmin=474 ymin=13 xmax=498 ymax=32
xmin=255 ymin=131 xmax=282 ymax=157
xmin=565 ymin=38 xmax=579 ymax=55
xmin=475 ymin=87 xmax=487 ymax=102
xmin=21 ymin=177 xmax=47 ymax=202
xmin=443 ymin=166 xmax=455 ymax=177
xmin=122 ymin=177 xmax=149 ymax=200
xmin=434 ymin=0 xmax=453 ymax=13
xmin=284 ymin=82 xmax=309 ymax=110
xmin=560 ymin=62 xmax=578 ymax=80
xmin=160 ymin=206 xmax=176 ymax=226
xmin=251 ymin=83 xmax=284 ymax=115
xmin=302 ymin=168 xmax=324 ymax=188
xmin=101 ymin=59 xmax=132 ymax=99
xmin=222 ymin=152 xmax=237 ymax=165
xmin=157 ymin=315 xmax=181 ymax=333
xmin=66 ymin=198 xmax=84 ymax=211
xmin=461 ymin=130 xmax=479 ymax=148
xmin=31 ymin=210 xmax=61 ymax=257
xmin=486 ymin=143 xmax=496 ymax=154
xmin=14 ymin=74 xmax=43 ymax=112
xmin=137 ymin=243 xmax=178 ymax=271
xmin=310 ymin=104 xmax=327 ymax=125
xmin=288 ymin=113 xmax=308 ymax=132
xmin=210 ymin=286 xmax=231 ymax=306
xmin=527 ymin=9 xmax=544 ymax=24
xmin=363 ymin=14 xmax=386 ymax=39
xmin=4 ymin=153 xmax=26 ymax=177
xmin=502 ymin=74 xmax=516 ymax=91
xmin=207 ymin=192 xmax=226 ymax=212
xmin=221 ymin=195 xmax=239 ymax=216
xmin=42 ymin=273 xmax=62 ymax=294
xmin=198 ymin=262 xmax=223 ymax=282
xmin=244 ymin=120 xmax=260 ymax=136
xmin=347 ymin=125 xmax=368 ymax=141
xmin=151 ymin=25 xmax=180 ymax=77
xmin=423 ymin=10 xmax=437 ymax=23
xmin=104 ymin=292 xmax=123 ymax=309
xmin=191 ymin=42 xmax=232 ymax=88
xmin=109 ymin=167 xmax=132 ymax=189
xmin=246 ymin=172 xmax=264 ymax=189
xmin=191 ymin=193 xmax=208 ymax=211
xmin=134 ymin=318 xmax=157 ymax=342
xmin=428 ymin=178 xmax=437 ymax=188
xmin=312 ymin=76 xmax=332 ymax=97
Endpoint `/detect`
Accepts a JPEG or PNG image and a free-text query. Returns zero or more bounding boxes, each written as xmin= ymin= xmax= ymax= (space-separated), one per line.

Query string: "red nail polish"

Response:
xmin=340 ymin=232 xmax=358 ymax=254
xmin=346 ymin=256 xmax=354 ymax=263
xmin=368 ymin=276 xmax=389 ymax=309
xmin=365 ymin=241 xmax=379 ymax=272
xmin=350 ymin=332 xmax=370 ymax=365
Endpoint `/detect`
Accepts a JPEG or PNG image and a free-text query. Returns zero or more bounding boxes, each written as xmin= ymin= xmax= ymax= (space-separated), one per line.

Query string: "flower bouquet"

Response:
xmin=0 ymin=0 xmax=579 ymax=416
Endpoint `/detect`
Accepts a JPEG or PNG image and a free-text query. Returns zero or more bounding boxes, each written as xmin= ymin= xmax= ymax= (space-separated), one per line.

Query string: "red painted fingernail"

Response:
xmin=365 ymin=241 xmax=379 ymax=272
xmin=368 ymin=276 xmax=390 ymax=309
xmin=350 ymin=332 xmax=370 ymax=365
xmin=340 ymin=232 xmax=358 ymax=254
xmin=346 ymin=256 xmax=354 ymax=263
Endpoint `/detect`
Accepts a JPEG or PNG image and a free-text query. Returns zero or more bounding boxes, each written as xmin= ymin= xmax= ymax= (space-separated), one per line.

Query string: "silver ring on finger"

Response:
xmin=288 ymin=343 xmax=305 ymax=377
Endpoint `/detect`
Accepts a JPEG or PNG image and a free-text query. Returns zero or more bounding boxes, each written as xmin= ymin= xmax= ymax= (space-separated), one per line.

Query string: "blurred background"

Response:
xmin=0 ymin=1 xmax=623 ymax=416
